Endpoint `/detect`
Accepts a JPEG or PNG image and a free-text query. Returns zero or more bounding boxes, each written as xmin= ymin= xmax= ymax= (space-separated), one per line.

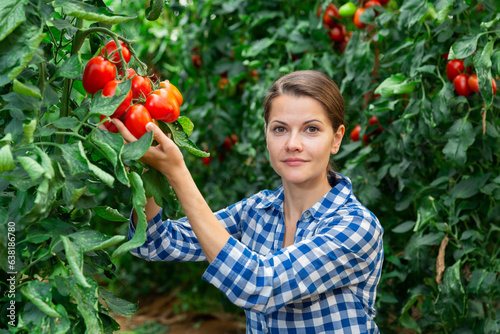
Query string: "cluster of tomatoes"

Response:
xmin=350 ymin=115 xmax=383 ymax=144
xmin=318 ymin=1 xmax=389 ymax=52
xmin=82 ymin=40 xmax=183 ymax=138
xmin=446 ymin=58 xmax=497 ymax=97
xmin=202 ymin=134 xmax=239 ymax=165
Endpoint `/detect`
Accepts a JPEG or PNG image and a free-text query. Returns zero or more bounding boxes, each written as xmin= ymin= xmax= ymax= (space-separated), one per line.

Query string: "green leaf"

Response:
xmin=69 ymin=230 xmax=126 ymax=252
xmin=0 ymin=0 xmax=28 ymax=42
xmin=91 ymin=128 xmax=129 ymax=184
xmin=61 ymin=142 xmax=90 ymax=175
xmin=442 ymin=118 xmax=475 ymax=166
xmin=53 ymin=0 xmax=137 ymax=24
xmin=0 ymin=144 xmax=15 ymax=172
xmin=164 ymin=121 xmax=209 ymax=157
xmin=55 ymin=54 xmax=82 ymax=79
xmin=89 ymin=80 xmax=132 ymax=117
xmin=21 ymin=281 xmax=62 ymax=318
xmin=23 ymin=119 xmax=37 ymax=143
xmin=451 ymin=174 xmax=490 ymax=199
xmin=177 ymin=116 xmax=194 ymax=136
xmin=61 ymin=235 xmax=91 ymax=288
xmin=93 ymin=206 xmax=129 ymax=222
xmin=374 ymin=74 xmax=417 ymax=98
xmin=473 ymin=39 xmax=494 ymax=107
xmin=0 ymin=21 xmax=45 ymax=86
xmin=448 ymin=34 xmax=480 ymax=60
xmin=51 ymin=116 xmax=79 ymax=129
xmin=434 ymin=0 xmax=454 ymax=23
xmin=142 ymin=168 xmax=173 ymax=207
xmin=392 ymin=221 xmax=415 ymax=234
xmin=243 ymin=37 xmax=275 ymax=57
xmin=112 ymin=172 xmax=147 ymax=259
xmin=99 ymin=288 xmax=138 ymax=316
xmin=121 ymin=130 xmax=153 ymax=162
xmin=13 ymin=79 xmax=42 ymax=98
xmin=17 ymin=156 xmax=44 ymax=181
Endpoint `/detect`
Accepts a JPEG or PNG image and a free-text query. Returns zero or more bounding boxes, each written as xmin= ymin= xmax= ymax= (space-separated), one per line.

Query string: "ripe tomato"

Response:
xmin=230 ymin=133 xmax=239 ymax=144
xmin=191 ymin=54 xmax=202 ymax=68
xmin=454 ymin=74 xmax=472 ymax=97
xmin=102 ymin=80 xmax=133 ymax=118
xmin=368 ymin=116 xmax=383 ymax=135
xmin=100 ymin=115 xmax=119 ymax=133
xmin=446 ymin=59 xmax=465 ymax=82
xmin=353 ymin=8 xmax=366 ymax=29
xmin=323 ymin=4 xmax=341 ymax=29
xmin=145 ymin=92 xmax=180 ymax=123
xmin=350 ymin=124 xmax=361 ymax=142
xmin=131 ymin=74 xmax=152 ymax=99
xmin=223 ymin=137 xmax=232 ymax=151
xmin=159 ymin=80 xmax=183 ymax=106
xmin=364 ymin=0 xmax=381 ymax=8
xmin=468 ymin=74 xmax=479 ymax=93
xmin=328 ymin=24 xmax=346 ymax=43
xmin=378 ymin=0 xmax=390 ymax=4
xmin=493 ymin=78 xmax=498 ymax=95
xmin=368 ymin=115 xmax=379 ymax=126
xmin=218 ymin=76 xmax=230 ymax=91
xmin=100 ymin=40 xmax=131 ymax=65
xmin=122 ymin=104 xmax=153 ymax=138
xmin=82 ymin=56 xmax=116 ymax=95
xmin=202 ymin=148 xmax=211 ymax=165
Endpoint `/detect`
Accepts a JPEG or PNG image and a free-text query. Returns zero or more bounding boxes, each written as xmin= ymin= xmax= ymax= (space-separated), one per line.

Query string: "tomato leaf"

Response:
xmin=473 ymin=40 xmax=494 ymax=107
xmin=53 ymin=0 xmax=137 ymax=25
xmin=243 ymin=37 xmax=275 ymax=57
xmin=0 ymin=144 xmax=15 ymax=172
xmin=177 ymin=116 xmax=194 ymax=136
xmin=99 ymin=288 xmax=138 ymax=316
xmin=89 ymin=80 xmax=132 ymax=117
xmin=112 ymin=172 xmax=147 ymax=259
xmin=398 ymin=0 xmax=428 ymax=29
xmin=13 ymin=79 xmax=41 ymax=98
xmin=434 ymin=0 xmax=454 ymax=23
xmin=374 ymin=74 xmax=417 ymax=98
xmin=121 ymin=130 xmax=153 ymax=162
xmin=451 ymin=174 xmax=490 ymax=199
xmin=61 ymin=235 xmax=91 ymax=288
xmin=55 ymin=54 xmax=82 ymax=79
xmin=21 ymin=281 xmax=62 ymax=318
xmin=69 ymin=229 xmax=126 ymax=252
xmin=51 ymin=116 xmax=79 ymax=129
xmin=448 ymin=34 xmax=480 ymax=60
xmin=164 ymin=121 xmax=210 ymax=157
xmin=93 ymin=206 xmax=129 ymax=222
xmin=17 ymin=156 xmax=44 ymax=181
xmin=442 ymin=118 xmax=475 ymax=166
xmin=0 ymin=0 xmax=28 ymax=42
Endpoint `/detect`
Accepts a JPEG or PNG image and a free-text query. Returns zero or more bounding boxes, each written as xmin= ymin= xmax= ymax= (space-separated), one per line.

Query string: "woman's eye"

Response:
xmin=273 ymin=126 xmax=286 ymax=133
xmin=306 ymin=126 xmax=319 ymax=133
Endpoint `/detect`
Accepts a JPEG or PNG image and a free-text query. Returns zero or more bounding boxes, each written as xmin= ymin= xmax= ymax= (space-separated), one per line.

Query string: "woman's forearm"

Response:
xmin=132 ymin=196 xmax=161 ymax=228
xmin=165 ymin=164 xmax=230 ymax=263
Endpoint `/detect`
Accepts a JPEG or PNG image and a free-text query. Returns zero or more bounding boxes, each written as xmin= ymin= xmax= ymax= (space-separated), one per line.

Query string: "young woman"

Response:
xmin=113 ymin=70 xmax=384 ymax=333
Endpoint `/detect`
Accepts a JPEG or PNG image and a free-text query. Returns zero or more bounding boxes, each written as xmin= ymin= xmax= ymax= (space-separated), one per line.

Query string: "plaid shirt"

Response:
xmin=129 ymin=172 xmax=384 ymax=333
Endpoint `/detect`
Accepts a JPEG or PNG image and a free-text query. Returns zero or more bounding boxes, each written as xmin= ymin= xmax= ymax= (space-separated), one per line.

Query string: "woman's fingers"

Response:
xmin=111 ymin=118 xmax=137 ymax=142
xmin=145 ymin=122 xmax=174 ymax=149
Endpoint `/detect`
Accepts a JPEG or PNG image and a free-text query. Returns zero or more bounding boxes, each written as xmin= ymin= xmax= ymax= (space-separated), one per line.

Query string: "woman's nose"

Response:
xmin=285 ymin=132 xmax=303 ymax=152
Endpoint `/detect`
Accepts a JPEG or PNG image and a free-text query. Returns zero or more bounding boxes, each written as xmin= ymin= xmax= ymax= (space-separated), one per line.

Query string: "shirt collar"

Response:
xmin=254 ymin=171 xmax=353 ymax=219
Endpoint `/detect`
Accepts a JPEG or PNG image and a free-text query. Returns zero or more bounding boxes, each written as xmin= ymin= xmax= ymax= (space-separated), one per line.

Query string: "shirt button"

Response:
xmin=304 ymin=211 xmax=311 ymax=218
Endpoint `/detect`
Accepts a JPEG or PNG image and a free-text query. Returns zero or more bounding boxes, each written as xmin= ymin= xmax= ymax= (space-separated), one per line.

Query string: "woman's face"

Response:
xmin=265 ymin=95 xmax=344 ymax=187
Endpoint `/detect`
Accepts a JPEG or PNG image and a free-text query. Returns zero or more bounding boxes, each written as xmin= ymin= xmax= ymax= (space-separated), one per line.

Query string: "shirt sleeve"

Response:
xmin=201 ymin=210 xmax=383 ymax=314
xmin=128 ymin=199 xmax=247 ymax=262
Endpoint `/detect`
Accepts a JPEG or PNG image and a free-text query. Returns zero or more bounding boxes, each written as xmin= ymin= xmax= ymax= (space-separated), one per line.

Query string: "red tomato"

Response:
xmin=99 ymin=40 xmax=131 ymax=65
xmin=378 ymin=0 xmax=390 ymax=4
xmin=364 ymin=0 xmax=381 ymax=8
xmin=454 ymin=74 xmax=472 ymax=97
xmin=368 ymin=116 xmax=383 ymax=135
xmin=202 ymin=148 xmax=211 ymax=165
xmin=368 ymin=115 xmax=379 ymax=126
xmin=131 ymin=75 xmax=152 ymax=99
xmin=82 ymin=56 xmax=116 ymax=95
xmin=350 ymin=124 xmax=361 ymax=142
xmin=101 ymin=80 xmax=133 ymax=118
xmin=493 ymin=78 xmax=498 ymax=95
xmin=159 ymin=80 xmax=183 ymax=106
xmin=100 ymin=115 xmax=119 ymax=133
xmin=191 ymin=54 xmax=202 ymax=68
xmin=468 ymin=74 xmax=479 ymax=93
xmin=353 ymin=8 xmax=366 ymax=29
xmin=223 ymin=137 xmax=232 ymax=151
xmin=328 ymin=24 xmax=346 ymax=42
xmin=230 ymin=133 xmax=239 ymax=144
xmin=323 ymin=4 xmax=341 ymax=29
xmin=145 ymin=92 xmax=180 ymax=123
xmin=218 ymin=76 xmax=230 ymax=91
xmin=446 ymin=59 xmax=465 ymax=82
xmin=122 ymin=104 xmax=153 ymax=138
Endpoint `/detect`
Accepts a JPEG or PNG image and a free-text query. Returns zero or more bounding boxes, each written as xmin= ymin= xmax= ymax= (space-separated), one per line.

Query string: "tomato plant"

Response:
xmin=100 ymin=40 xmax=132 ymax=65
xmin=102 ymin=80 xmax=133 ymax=118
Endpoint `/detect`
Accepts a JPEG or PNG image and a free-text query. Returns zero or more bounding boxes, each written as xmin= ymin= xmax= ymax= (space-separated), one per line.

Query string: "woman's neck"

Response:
xmin=281 ymin=172 xmax=333 ymax=221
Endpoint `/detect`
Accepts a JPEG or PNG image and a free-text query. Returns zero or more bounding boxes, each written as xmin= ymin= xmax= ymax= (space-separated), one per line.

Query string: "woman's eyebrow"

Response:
xmin=270 ymin=119 xmax=324 ymax=125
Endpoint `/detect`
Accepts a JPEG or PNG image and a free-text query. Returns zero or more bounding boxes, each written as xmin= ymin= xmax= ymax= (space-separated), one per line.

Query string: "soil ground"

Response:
xmin=114 ymin=294 xmax=246 ymax=334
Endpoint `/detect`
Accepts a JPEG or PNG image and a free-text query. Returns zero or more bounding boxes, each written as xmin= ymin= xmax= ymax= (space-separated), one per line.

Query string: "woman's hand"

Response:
xmin=111 ymin=118 xmax=185 ymax=178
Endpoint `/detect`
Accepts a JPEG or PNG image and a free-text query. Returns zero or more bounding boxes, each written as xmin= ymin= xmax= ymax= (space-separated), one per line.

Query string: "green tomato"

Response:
xmin=339 ymin=2 xmax=357 ymax=18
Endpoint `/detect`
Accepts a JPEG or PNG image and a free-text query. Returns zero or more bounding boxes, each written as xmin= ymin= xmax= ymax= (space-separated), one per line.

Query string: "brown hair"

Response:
xmin=263 ymin=70 xmax=345 ymax=131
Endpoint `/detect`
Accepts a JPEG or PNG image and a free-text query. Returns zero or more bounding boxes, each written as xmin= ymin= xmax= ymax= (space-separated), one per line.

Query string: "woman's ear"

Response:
xmin=330 ymin=124 xmax=345 ymax=154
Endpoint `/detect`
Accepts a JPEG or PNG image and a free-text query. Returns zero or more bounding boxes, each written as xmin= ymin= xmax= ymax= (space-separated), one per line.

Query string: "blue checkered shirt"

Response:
xmin=129 ymin=172 xmax=384 ymax=333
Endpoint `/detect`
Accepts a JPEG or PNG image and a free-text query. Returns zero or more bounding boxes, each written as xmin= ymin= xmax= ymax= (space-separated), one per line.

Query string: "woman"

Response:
xmin=113 ymin=70 xmax=384 ymax=333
